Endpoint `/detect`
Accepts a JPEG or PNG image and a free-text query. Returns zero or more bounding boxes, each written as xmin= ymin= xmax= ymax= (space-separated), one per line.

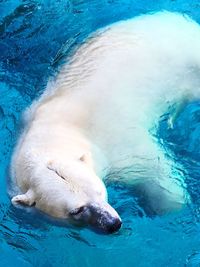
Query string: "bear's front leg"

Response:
xmin=107 ymin=134 xmax=191 ymax=215
xmin=132 ymin=172 xmax=190 ymax=215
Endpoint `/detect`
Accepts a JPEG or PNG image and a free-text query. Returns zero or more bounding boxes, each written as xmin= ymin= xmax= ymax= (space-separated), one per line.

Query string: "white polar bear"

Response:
xmin=11 ymin=11 xmax=200 ymax=233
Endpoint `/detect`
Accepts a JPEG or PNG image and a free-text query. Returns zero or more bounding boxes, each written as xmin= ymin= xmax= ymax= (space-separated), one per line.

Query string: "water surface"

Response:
xmin=1 ymin=0 xmax=200 ymax=266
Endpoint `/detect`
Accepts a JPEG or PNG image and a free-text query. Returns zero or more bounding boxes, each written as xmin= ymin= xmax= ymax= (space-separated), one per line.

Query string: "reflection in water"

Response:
xmin=1 ymin=0 xmax=200 ymax=266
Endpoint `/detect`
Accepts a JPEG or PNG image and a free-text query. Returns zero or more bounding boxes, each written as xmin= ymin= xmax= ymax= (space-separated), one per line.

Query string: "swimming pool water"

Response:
xmin=1 ymin=0 xmax=200 ymax=266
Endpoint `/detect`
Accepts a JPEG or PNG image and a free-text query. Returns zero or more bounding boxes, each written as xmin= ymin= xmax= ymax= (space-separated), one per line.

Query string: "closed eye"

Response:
xmin=47 ymin=166 xmax=66 ymax=180
xmin=70 ymin=206 xmax=85 ymax=216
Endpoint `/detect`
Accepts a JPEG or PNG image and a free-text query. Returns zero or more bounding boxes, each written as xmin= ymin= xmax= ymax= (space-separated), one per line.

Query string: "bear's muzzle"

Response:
xmin=70 ymin=201 xmax=122 ymax=234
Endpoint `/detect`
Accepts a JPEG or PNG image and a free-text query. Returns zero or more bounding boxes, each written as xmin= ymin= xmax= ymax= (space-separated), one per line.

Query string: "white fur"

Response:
xmin=11 ymin=12 xmax=200 ymax=218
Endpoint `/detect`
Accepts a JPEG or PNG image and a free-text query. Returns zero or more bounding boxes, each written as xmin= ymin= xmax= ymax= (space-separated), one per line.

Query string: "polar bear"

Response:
xmin=11 ymin=11 xmax=200 ymax=233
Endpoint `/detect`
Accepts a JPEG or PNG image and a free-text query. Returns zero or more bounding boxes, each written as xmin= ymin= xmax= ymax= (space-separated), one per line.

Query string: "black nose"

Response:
xmin=106 ymin=218 xmax=122 ymax=234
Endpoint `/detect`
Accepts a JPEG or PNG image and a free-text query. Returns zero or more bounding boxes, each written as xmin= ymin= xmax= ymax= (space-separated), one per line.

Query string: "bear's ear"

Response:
xmin=79 ymin=154 xmax=88 ymax=163
xmin=79 ymin=153 xmax=92 ymax=166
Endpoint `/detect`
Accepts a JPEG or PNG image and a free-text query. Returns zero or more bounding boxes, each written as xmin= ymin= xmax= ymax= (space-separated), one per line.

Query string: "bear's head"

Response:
xmin=48 ymin=157 xmax=122 ymax=234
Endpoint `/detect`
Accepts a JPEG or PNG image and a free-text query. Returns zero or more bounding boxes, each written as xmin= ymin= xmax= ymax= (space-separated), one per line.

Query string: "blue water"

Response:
xmin=1 ymin=1 xmax=200 ymax=266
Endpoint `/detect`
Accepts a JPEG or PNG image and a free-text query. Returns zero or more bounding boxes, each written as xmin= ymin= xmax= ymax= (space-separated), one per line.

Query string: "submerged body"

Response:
xmin=11 ymin=12 xmax=200 ymax=232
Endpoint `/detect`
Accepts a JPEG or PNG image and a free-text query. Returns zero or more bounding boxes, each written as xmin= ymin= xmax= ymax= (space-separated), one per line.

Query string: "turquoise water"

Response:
xmin=1 ymin=1 xmax=200 ymax=266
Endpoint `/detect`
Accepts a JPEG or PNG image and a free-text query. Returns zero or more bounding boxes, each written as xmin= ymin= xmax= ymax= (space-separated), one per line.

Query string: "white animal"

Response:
xmin=11 ymin=11 xmax=200 ymax=233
